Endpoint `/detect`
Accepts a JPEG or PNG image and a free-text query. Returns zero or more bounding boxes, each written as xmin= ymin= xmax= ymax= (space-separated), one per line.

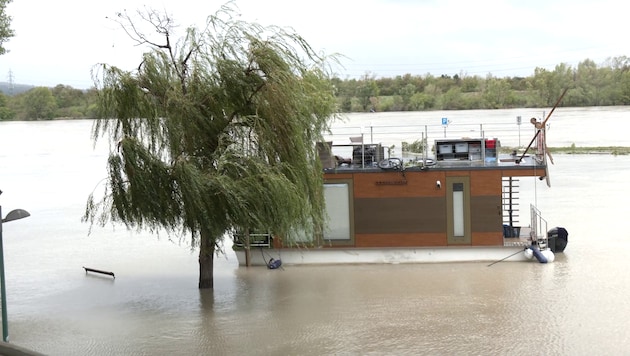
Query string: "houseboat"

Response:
xmin=233 ymin=117 xmax=568 ymax=267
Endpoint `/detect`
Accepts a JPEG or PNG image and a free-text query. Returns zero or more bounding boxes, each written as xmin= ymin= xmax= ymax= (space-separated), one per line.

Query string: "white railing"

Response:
xmin=324 ymin=122 xmax=530 ymax=161
xmin=530 ymin=204 xmax=548 ymax=249
xmin=325 ymin=122 xmax=515 ymax=147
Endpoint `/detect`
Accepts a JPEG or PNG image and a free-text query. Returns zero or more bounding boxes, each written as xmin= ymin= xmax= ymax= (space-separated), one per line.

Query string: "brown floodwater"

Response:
xmin=1 ymin=108 xmax=629 ymax=355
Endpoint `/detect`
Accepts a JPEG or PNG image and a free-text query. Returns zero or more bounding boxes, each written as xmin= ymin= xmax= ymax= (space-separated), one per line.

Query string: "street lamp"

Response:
xmin=0 ymin=204 xmax=30 ymax=342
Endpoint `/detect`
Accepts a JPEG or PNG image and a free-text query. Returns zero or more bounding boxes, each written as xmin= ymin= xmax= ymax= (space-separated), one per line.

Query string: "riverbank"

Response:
xmin=528 ymin=145 xmax=630 ymax=156
xmin=503 ymin=146 xmax=630 ymax=155
xmin=548 ymin=146 xmax=630 ymax=155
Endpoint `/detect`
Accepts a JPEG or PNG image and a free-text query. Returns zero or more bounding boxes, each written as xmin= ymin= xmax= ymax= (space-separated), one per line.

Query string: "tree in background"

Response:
xmin=0 ymin=0 xmax=14 ymax=55
xmin=355 ymin=72 xmax=379 ymax=111
xmin=52 ymin=84 xmax=89 ymax=117
xmin=482 ymin=75 xmax=512 ymax=109
xmin=22 ymin=87 xmax=57 ymax=119
xmin=83 ymin=4 xmax=338 ymax=289
xmin=0 ymin=91 xmax=14 ymax=120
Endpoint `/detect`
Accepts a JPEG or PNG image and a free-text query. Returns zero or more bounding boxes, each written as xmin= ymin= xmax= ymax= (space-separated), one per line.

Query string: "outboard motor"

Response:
xmin=547 ymin=227 xmax=568 ymax=253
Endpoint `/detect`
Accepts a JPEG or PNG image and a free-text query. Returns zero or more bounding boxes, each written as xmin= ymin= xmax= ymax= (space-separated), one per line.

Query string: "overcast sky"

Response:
xmin=0 ymin=0 xmax=627 ymax=89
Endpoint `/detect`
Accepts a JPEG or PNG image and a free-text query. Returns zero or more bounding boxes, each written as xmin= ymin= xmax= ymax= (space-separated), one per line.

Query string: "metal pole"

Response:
xmin=370 ymin=124 xmax=373 ymax=144
xmin=0 ymin=205 xmax=7 ymax=342
xmin=361 ymin=133 xmax=365 ymax=168
xmin=517 ymin=116 xmax=522 ymax=147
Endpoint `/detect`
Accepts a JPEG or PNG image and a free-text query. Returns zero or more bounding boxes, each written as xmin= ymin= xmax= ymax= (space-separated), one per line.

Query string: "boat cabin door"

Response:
xmin=446 ymin=176 xmax=471 ymax=245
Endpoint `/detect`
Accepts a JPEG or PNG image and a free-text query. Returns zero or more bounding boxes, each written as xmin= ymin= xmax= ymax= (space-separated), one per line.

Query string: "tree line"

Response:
xmin=0 ymin=56 xmax=628 ymax=120
xmin=0 ymin=84 xmax=98 ymax=120
xmin=335 ymin=56 xmax=630 ymax=112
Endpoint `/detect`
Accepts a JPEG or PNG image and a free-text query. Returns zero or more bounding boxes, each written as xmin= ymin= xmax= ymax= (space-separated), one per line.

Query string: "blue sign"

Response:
xmin=441 ymin=117 xmax=448 ymax=125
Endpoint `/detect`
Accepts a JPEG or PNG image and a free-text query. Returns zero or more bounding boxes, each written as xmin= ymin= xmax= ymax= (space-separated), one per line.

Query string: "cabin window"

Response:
xmin=452 ymin=182 xmax=464 ymax=237
xmin=324 ymin=183 xmax=351 ymax=240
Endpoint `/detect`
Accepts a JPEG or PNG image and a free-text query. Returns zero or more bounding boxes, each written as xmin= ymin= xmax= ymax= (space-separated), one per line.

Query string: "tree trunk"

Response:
xmin=198 ymin=230 xmax=214 ymax=289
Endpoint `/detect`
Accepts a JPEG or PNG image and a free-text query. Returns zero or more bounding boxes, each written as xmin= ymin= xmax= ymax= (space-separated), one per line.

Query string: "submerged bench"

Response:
xmin=83 ymin=266 xmax=115 ymax=279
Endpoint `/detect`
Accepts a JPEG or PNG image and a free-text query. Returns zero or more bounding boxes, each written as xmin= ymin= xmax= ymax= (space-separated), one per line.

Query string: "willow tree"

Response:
xmin=83 ymin=5 xmax=338 ymax=289
xmin=0 ymin=0 xmax=14 ymax=55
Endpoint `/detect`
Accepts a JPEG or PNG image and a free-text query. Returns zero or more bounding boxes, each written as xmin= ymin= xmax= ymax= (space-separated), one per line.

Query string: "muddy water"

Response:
xmin=1 ymin=108 xmax=629 ymax=355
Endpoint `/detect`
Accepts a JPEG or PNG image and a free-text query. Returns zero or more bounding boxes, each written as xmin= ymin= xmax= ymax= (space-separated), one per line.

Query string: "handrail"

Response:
xmin=232 ymin=232 xmax=272 ymax=247
xmin=530 ymin=204 xmax=548 ymax=245
xmin=325 ymin=123 xmax=517 ymax=149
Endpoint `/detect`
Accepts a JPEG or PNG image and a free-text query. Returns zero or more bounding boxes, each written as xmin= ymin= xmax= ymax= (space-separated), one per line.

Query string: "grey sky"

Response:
xmin=0 ymin=0 xmax=626 ymax=89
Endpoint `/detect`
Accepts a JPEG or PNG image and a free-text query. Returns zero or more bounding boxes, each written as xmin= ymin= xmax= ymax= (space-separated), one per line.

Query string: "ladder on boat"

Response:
xmin=502 ymin=177 xmax=520 ymax=227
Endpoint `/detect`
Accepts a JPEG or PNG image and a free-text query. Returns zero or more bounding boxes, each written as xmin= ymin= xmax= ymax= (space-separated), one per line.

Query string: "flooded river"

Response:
xmin=1 ymin=107 xmax=629 ymax=355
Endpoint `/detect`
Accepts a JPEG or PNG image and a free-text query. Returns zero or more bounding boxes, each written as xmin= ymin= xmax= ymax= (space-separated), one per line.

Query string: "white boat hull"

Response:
xmin=234 ymin=246 xmax=531 ymax=266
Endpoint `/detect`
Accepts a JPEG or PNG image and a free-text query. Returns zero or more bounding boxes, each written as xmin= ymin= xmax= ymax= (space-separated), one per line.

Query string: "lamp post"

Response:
xmin=0 ymin=205 xmax=30 ymax=342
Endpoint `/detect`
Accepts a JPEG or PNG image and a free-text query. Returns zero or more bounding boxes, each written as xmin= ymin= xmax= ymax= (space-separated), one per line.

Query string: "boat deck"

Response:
xmin=327 ymin=153 xmax=544 ymax=172
xmin=321 ymin=122 xmax=549 ymax=174
xmin=503 ymin=226 xmax=534 ymax=247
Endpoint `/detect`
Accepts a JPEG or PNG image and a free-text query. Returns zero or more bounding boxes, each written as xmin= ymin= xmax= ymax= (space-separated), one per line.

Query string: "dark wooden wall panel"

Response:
xmin=471 ymin=196 xmax=502 ymax=232
xmin=354 ymin=197 xmax=445 ymax=234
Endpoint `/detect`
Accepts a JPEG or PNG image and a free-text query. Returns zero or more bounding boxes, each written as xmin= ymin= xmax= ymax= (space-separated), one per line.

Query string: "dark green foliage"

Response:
xmin=335 ymin=56 xmax=630 ymax=112
xmin=0 ymin=0 xmax=13 ymax=55
xmin=83 ymin=5 xmax=338 ymax=288
xmin=21 ymin=87 xmax=57 ymax=120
